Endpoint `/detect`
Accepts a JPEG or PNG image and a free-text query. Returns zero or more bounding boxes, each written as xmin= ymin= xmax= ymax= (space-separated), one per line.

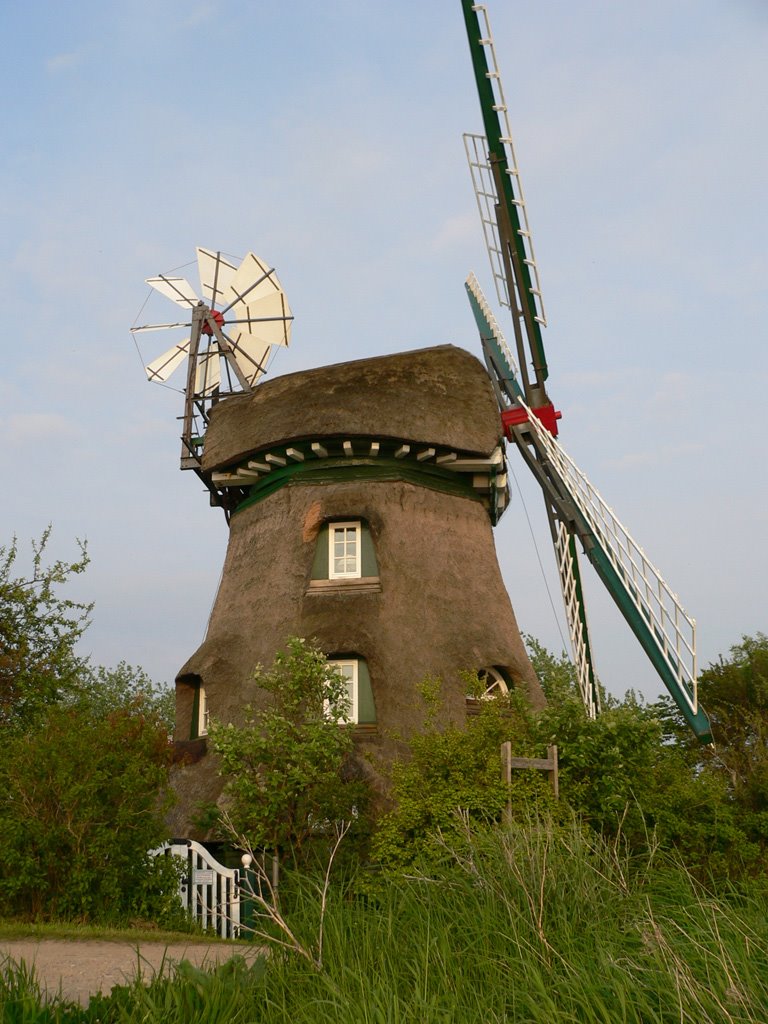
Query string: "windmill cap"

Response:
xmin=201 ymin=344 xmax=503 ymax=473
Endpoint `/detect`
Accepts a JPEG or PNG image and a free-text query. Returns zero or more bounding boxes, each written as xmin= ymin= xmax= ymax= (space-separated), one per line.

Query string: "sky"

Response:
xmin=2 ymin=0 xmax=766 ymax=706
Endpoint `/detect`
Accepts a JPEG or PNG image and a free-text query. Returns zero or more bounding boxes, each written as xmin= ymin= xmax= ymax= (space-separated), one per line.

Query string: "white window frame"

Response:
xmin=328 ymin=521 xmax=362 ymax=580
xmin=467 ymin=667 xmax=510 ymax=701
xmin=198 ymin=685 xmax=210 ymax=737
xmin=325 ymin=659 xmax=358 ymax=723
xmin=479 ymin=667 xmax=509 ymax=699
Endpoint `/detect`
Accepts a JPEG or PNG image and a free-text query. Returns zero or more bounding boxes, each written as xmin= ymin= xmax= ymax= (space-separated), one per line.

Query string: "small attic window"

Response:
xmin=309 ymin=519 xmax=379 ymax=585
xmin=329 ymin=521 xmax=361 ymax=579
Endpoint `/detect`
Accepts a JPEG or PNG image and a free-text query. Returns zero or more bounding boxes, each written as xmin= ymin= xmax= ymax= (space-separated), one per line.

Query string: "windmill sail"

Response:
xmin=462 ymin=3 xmax=711 ymax=740
xmin=461 ymin=0 xmax=548 ymax=391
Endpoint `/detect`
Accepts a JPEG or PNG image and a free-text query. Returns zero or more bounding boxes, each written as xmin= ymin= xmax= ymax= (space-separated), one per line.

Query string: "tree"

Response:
xmin=0 ymin=692 xmax=177 ymax=922
xmin=208 ymin=638 xmax=368 ymax=861
xmin=73 ymin=661 xmax=175 ymax=732
xmin=655 ymin=633 xmax=768 ymax=875
xmin=0 ymin=528 xmax=91 ymax=730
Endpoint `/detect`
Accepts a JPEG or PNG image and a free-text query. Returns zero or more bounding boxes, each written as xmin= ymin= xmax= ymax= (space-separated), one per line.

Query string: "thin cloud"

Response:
xmin=182 ymin=4 xmax=218 ymax=28
xmin=607 ymin=440 xmax=704 ymax=471
xmin=46 ymin=52 xmax=82 ymax=74
xmin=3 ymin=413 xmax=82 ymax=445
xmin=429 ymin=214 xmax=477 ymax=254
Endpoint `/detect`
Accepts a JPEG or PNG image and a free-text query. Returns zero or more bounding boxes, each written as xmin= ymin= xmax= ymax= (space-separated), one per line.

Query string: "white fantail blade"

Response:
xmin=145 ymin=338 xmax=191 ymax=383
xmin=225 ymin=332 xmax=272 ymax=384
xmin=230 ymin=291 xmax=292 ymax=346
xmin=131 ymin=320 xmax=193 ymax=333
xmin=196 ymin=248 xmax=238 ymax=307
xmin=220 ymin=252 xmax=277 ymax=313
xmin=146 ymin=274 xmax=200 ymax=309
xmin=195 ymin=348 xmax=221 ymax=395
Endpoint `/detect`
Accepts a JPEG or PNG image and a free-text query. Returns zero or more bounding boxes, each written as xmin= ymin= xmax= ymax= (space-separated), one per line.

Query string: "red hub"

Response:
xmin=201 ymin=308 xmax=225 ymax=337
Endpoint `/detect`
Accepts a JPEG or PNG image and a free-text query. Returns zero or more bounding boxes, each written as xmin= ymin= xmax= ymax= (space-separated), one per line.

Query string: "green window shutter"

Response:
xmin=361 ymin=526 xmax=378 ymax=577
xmin=311 ymin=524 xmax=330 ymax=579
xmin=357 ymin=660 xmax=376 ymax=724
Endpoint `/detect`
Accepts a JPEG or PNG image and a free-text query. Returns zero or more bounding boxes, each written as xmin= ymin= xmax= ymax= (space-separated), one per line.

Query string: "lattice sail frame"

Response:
xmin=462 ymin=4 xmax=546 ymax=329
xmin=521 ymin=400 xmax=699 ymax=714
xmin=554 ymin=521 xmax=600 ymax=718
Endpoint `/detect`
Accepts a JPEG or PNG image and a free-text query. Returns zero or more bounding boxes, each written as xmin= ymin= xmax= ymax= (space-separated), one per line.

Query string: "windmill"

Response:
xmin=131 ymin=247 xmax=293 ymax=515
xmin=460 ymin=1 xmax=712 ymax=743
xmin=133 ymin=254 xmax=547 ymax=838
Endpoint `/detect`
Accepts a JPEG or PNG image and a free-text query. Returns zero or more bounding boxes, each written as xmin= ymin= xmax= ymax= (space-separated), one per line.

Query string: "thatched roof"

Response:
xmin=201 ymin=345 xmax=501 ymax=472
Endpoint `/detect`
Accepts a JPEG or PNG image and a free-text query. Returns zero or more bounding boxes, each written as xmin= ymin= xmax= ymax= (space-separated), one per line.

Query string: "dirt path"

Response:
xmin=0 ymin=937 xmax=262 ymax=1007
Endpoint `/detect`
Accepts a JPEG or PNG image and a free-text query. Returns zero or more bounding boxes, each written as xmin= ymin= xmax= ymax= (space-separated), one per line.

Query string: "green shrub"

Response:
xmin=0 ymin=699 xmax=176 ymax=924
xmin=370 ymin=677 xmax=553 ymax=873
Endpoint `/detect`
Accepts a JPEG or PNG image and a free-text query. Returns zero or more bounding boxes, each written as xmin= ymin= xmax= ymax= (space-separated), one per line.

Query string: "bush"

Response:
xmin=370 ymin=677 xmax=553 ymax=873
xmin=0 ymin=697 xmax=177 ymax=923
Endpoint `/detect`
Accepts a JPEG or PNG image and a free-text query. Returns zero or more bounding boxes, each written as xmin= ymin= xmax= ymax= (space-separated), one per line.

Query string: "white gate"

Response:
xmin=154 ymin=839 xmax=241 ymax=938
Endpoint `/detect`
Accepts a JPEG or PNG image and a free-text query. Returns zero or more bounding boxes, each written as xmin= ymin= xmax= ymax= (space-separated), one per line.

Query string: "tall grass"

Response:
xmin=3 ymin=816 xmax=767 ymax=1022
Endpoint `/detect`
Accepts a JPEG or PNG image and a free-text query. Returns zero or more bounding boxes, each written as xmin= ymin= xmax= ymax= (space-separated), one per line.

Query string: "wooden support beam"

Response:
xmin=394 ymin=444 xmax=410 ymax=459
xmin=265 ymin=453 xmax=287 ymax=467
xmin=369 ymin=441 xmax=380 ymax=457
xmin=436 ymin=452 xmax=458 ymax=465
xmin=343 ymin=440 xmax=354 ymax=457
xmin=311 ymin=442 xmax=328 ymax=458
xmin=247 ymin=460 xmax=271 ymax=473
xmin=286 ymin=447 xmax=305 ymax=462
xmin=416 ymin=447 xmax=435 ymax=462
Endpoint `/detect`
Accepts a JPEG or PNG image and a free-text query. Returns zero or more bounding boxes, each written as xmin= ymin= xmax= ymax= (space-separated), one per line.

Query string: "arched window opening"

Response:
xmin=467 ymin=666 xmax=514 ymax=705
xmin=478 ymin=666 xmax=510 ymax=699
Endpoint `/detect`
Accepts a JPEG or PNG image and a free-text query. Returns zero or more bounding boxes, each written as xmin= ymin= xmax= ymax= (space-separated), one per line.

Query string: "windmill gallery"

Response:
xmin=131 ymin=2 xmax=712 ymax=843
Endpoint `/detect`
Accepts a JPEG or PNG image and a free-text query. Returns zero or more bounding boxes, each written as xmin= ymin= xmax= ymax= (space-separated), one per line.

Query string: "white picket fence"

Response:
xmin=153 ymin=839 xmax=241 ymax=938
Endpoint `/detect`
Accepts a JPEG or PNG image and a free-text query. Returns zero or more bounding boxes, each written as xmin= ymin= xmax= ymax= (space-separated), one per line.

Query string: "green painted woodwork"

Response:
xmin=461 ymin=0 xmax=548 ymax=382
xmin=466 ymin=280 xmax=524 ymax=403
xmin=585 ymin=543 xmax=712 ymax=743
xmin=357 ymin=659 xmax=376 ymax=724
xmin=232 ymin=458 xmax=483 ymax=517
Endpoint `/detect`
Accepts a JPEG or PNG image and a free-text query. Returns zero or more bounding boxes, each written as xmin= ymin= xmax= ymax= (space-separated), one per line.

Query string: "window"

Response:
xmin=478 ymin=667 xmax=509 ymax=699
xmin=309 ymin=519 xmax=379 ymax=586
xmin=326 ymin=659 xmax=358 ymax=722
xmin=329 ymin=522 xmax=361 ymax=579
xmin=325 ymin=657 xmax=377 ymax=725
xmin=197 ymin=685 xmax=210 ymax=737
xmin=467 ymin=667 xmax=512 ymax=702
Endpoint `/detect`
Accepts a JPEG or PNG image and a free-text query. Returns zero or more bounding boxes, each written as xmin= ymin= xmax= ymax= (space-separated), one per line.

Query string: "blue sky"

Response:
xmin=2 ymin=1 xmax=766 ymax=703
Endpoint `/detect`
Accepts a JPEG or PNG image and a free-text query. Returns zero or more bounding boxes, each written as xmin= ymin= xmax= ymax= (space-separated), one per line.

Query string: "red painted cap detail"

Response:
xmin=202 ymin=309 xmax=225 ymax=337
